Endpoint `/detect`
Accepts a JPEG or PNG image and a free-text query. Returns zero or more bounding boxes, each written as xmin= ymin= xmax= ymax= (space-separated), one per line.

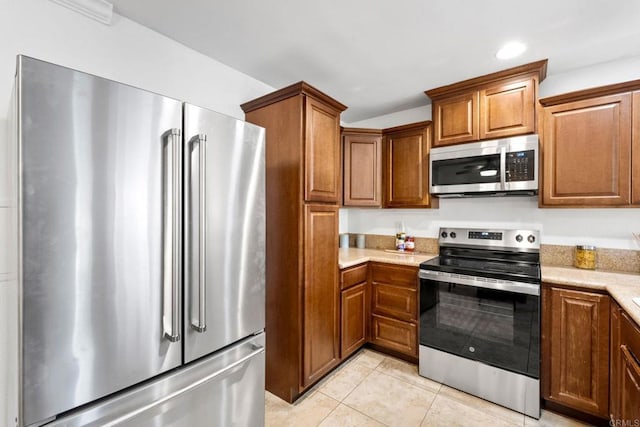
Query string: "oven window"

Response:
xmin=420 ymin=280 xmax=539 ymax=378
xmin=432 ymin=154 xmax=501 ymax=186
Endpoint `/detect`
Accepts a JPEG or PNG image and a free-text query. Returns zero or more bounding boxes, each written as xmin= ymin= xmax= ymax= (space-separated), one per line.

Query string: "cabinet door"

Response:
xmin=370 ymin=314 xmax=417 ymax=357
xmin=383 ymin=126 xmax=433 ymax=207
xmin=541 ymin=93 xmax=632 ymax=206
xmin=343 ymin=133 xmax=382 ymax=206
xmin=432 ymin=92 xmax=479 ymax=146
xmin=305 ymin=97 xmax=341 ymax=203
xmin=303 ymin=204 xmax=339 ymax=387
xmin=341 ymin=282 xmax=368 ymax=359
xmin=632 ymin=91 xmax=640 ymax=205
xmin=543 ymin=287 xmax=610 ymax=417
xmin=620 ymin=345 xmax=640 ymax=422
xmin=480 ymin=78 xmax=535 ymax=140
xmin=610 ymin=303 xmax=622 ymax=420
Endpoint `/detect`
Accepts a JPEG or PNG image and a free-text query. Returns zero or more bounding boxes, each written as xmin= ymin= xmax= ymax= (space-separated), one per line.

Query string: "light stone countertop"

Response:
xmin=338 ymin=248 xmax=437 ymax=269
xmin=542 ymin=265 xmax=640 ymax=326
xmin=339 ymin=248 xmax=640 ymax=326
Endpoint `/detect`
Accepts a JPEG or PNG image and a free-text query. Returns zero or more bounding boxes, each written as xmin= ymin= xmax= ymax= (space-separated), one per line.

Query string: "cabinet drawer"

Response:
xmin=370 ymin=263 xmax=417 ymax=288
xmin=340 ymin=263 xmax=368 ymax=290
xmin=371 ymin=282 xmax=417 ymax=322
xmin=370 ymin=314 xmax=417 ymax=357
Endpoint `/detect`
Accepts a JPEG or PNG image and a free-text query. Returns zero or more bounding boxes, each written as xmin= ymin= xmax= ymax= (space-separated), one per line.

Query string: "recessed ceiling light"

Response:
xmin=496 ymin=42 xmax=526 ymax=60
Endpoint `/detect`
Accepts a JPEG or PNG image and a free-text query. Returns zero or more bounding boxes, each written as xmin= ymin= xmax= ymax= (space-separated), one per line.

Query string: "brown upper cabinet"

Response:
xmin=342 ymin=128 xmax=383 ymax=207
xmin=242 ymin=81 xmax=346 ymax=205
xmin=382 ymin=121 xmax=438 ymax=208
xmin=425 ymin=59 xmax=547 ymax=147
xmin=539 ymin=81 xmax=640 ymax=207
xmin=305 ymin=97 xmax=342 ymax=202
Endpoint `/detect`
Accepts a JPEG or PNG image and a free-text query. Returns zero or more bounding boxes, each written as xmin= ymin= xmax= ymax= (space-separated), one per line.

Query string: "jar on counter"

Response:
xmin=395 ymin=232 xmax=406 ymax=251
xmin=575 ymin=245 xmax=596 ymax=270
xmin=405 ymin=236 xmax=415 ymax=252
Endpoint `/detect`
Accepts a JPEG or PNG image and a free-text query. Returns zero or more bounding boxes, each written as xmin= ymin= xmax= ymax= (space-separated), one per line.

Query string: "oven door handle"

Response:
xmin=419 ymin=270 xmax=539 ymax=296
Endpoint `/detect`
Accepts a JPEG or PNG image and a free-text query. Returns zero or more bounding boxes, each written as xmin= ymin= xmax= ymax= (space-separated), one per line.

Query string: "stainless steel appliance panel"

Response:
xmin=18 ymin=56 xmax=183 ymax=426
xmin=183 ymin=104 xmax=266 ymax=362
xmin=419 ymin=346 xmax=540 ymax=418
xmin=430 ymin=134 xmax=538 ymax=196
xmin=47 ymin=333 xmax=266 ymax=427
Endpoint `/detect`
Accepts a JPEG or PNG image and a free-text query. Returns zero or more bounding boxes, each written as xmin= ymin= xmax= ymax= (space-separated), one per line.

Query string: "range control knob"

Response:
xmin=450 ymin=232 xmax=457 ymax=239
xmin=527 ymin=235 xmax=536 ymax=243
xmin=515 ymin=234 xmax=523 ymax=243
xmin=441 ymin=231 xmax=448 ymax=238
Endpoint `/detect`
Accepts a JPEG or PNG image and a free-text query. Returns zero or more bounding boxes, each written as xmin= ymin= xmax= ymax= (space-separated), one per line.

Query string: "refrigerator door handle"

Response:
xmin=189 ymin=133 xmax=207 ymax=333
xmin=163 ymin=128 xmax=182 ymax=343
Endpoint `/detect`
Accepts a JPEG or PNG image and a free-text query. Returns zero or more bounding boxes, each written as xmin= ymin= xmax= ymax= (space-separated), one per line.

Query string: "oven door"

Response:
xmin=419 ymin=270 xmax=539 ymax=379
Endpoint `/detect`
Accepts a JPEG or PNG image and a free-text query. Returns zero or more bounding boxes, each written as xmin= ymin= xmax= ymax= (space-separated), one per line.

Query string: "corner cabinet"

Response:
xmin=382 ymin=121 xmax=438 ymax=208
xmin=342 ymin=128 xmax=383 ymax=207
xmin=241 ymin=82 xmax=346 ymax=403
xmin=539 ymin=82 xmax=640 ymax=207
xmin=426 ymin=59 xmax=547 ymax=147
xmin=542 ymin=285 xmax=610 ymax=418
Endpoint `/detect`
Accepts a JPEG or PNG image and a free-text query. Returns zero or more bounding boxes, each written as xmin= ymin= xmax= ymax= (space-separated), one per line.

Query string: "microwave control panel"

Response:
xmin=506 ymin=150 xmax=535 ymax=182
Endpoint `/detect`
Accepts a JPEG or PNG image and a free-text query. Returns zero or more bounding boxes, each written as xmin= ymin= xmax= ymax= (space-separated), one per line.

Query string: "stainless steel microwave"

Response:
xmin=430 ymin=134 xmax=538 ymax=197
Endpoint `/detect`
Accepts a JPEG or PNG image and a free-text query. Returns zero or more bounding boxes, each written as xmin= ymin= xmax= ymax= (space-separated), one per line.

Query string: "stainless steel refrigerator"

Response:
xmin=0 ymin=56 xmax=266 ymax=427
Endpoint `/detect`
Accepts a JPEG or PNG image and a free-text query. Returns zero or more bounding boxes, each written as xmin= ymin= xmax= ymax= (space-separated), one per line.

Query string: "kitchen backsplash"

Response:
xmin=347 ymin=233 xmax=640 ymax=274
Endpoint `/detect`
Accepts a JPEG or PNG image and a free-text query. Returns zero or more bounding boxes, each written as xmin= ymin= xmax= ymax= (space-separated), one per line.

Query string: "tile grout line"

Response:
xmin=339 ymin=399 xmax=391 ymax=427
xmin=313 ymin=391 xmax=341 ymax=427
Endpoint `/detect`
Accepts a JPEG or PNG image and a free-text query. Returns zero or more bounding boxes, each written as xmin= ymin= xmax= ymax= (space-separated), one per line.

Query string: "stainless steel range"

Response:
xmin=418 ymin=227 xmax=541 ymax=418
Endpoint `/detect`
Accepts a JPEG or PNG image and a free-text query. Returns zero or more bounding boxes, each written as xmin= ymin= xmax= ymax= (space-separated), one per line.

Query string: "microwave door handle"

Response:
xmin=500 ymin=146 xmax=506 ymax=191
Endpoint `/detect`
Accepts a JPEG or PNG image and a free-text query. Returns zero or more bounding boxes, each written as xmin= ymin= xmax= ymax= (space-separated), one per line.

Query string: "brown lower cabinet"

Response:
xmin=340 ymin=263 xmax=369 ymax=359
xmin=369 ymin=263 xmax=419 ymax=360
xmin=339 ymin=262 xmax=419 ymax=363
xmin=542 ymin=284 xmax=610 ymax=419
xmin=610 ymin=302 xmax=640 ymax=423
xmin=370 ymin=314 xmax=417 ymax=357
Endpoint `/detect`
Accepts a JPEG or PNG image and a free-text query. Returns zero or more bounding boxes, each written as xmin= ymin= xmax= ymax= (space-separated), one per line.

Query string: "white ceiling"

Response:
xmin=109 ymin=0 xmax=640 ymax=123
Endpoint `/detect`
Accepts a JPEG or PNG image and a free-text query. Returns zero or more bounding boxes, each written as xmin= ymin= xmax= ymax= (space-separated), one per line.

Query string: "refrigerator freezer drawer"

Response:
xmin=47 ymin=333 xmax=265 ymax=427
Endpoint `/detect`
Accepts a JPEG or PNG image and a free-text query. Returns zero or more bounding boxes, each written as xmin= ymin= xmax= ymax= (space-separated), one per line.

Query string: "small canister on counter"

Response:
xmin=575 ymin=245 xmax=596 ymax=270
xmin=405 ymin=236 xmax=415 ymax=252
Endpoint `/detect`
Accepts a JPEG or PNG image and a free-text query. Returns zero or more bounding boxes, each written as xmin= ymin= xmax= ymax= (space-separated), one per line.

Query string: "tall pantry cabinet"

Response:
xmin=241 ymin=82 xmax=347 ymax=403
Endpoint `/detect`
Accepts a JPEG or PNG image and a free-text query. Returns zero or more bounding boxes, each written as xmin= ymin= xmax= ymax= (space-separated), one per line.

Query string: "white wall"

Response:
xmin=0 ymin=0 xmax=274 ymax=123
xmin=540 ymin=55 xmax=640 ymax=99
xmin=341 ymin=55 xmax=640 ymax=250
xmin=346 ymin=105 xmax=432 ymax=129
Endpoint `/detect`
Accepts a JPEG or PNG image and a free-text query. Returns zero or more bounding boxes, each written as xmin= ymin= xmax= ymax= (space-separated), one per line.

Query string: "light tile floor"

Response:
xmin=265 ymin=349 xmax=591 ymax=427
